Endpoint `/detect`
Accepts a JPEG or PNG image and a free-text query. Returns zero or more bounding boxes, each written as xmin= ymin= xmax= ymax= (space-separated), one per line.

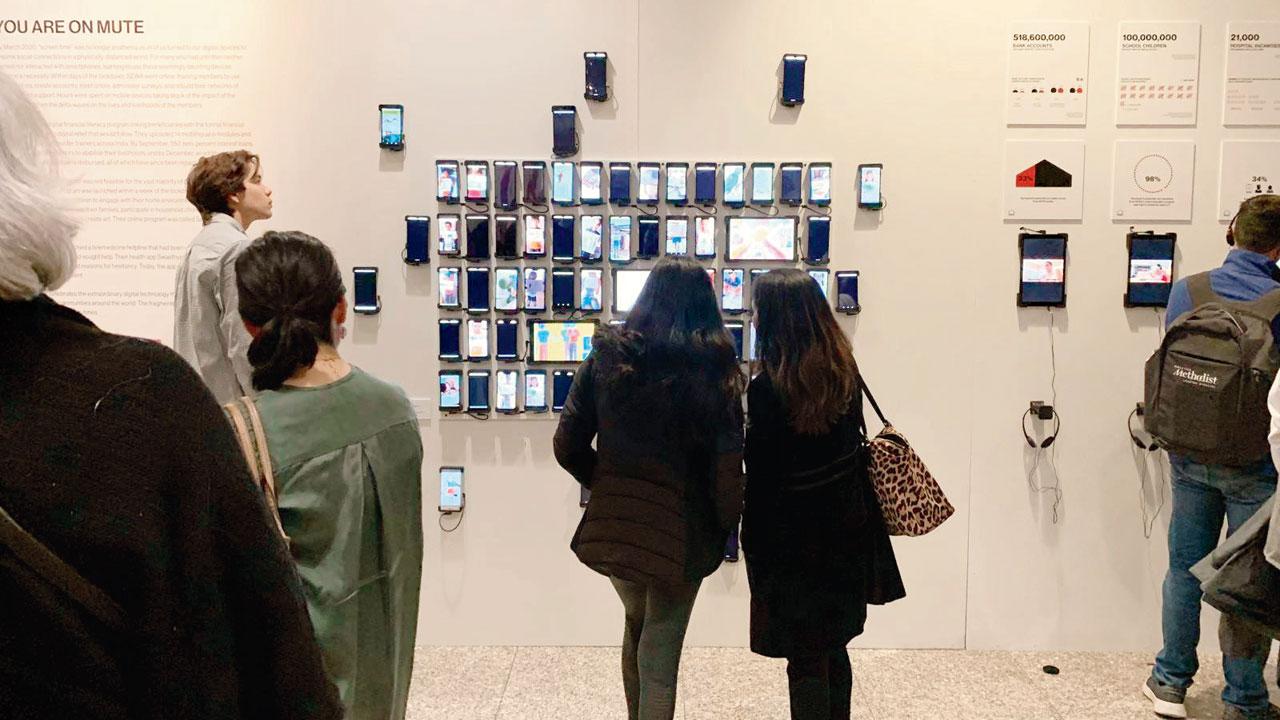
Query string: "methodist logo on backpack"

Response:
xmin=1144 ymin=273 xmax=1280 ymax=467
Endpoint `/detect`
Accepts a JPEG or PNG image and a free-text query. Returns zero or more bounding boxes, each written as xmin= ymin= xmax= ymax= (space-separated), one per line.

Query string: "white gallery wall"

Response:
xmin=5 ymin=0 xmax=1279 ymax=650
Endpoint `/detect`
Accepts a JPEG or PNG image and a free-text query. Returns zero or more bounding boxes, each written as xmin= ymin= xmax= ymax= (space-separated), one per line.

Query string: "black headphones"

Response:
xmin=1128 ymin=405 xmax=1160 ymax=452
xmin=1022 ymin=406 xmax=1061 ymax=449
xmin=1227 ymin=194 xmax=1277 ymax=247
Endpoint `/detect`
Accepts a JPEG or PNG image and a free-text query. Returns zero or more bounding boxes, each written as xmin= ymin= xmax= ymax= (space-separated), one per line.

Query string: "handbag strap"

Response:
xmin=0 ymin=503 xmax=126 ymax=632
xmin=223 ymin=397 xmax=287 ymax=539
xmin=861 ymin=377 xmax=889 ymax=427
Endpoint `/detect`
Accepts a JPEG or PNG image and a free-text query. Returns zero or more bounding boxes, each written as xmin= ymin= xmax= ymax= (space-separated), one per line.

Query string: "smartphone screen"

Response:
xmin=805 ymin=216 xmax=831 ymax=264
xmin=524 ymin=215 xmax=547 ymax=258
xmin=1019 ymin=234 xmax=1067 ymax=307
xmin=666 ymin=217 xmax=689 ymax=256
xmin=637 ymin=163 xmax=660 ymax=205
xmin=353 ymin=267 xmax=379 ymax=313
xmin=552 ymin=268 xmax=575 ymax=310
xmin=439 ymin=467 xmax=464 ymax=512
xmin=836 ymin=271 xmax=861 ymax=313
xmin=580 ymin=215 xmax=604 ymax=261
xmin=723 ymin=163 xmax=746 ymax=206
xmin=695 ymin=163 xmax=717 ymax=205
xmin=780 ymin=164 xmax=803 ymax=205
xmin=465 ymin=214 xmax=490 ymax=260
xmin=496 ymin=318 xmax=519 ymax=360
xmin=552 ymin=370 xmax=575 ymax=412
xmin=439 ymin=373 xmax=462 ymax=412
xmin=751 ymin=163 xmax=775 ymax=205
xmin=438 ymin=214 xmax=461 ymax=255
xmin=436 ymin=160 xmax=460 ymax=203
xmin=525 ymin=370 xmax=548 ymax=411
xmin=494 ymin=161 xmax=518 ymax=210
xmin=467 ymin=371 xmax=490 ymax=412
xmin=609 ymin=216 xmax=632 ymax=263
xmin=523 ymin=161 xmax=547 ymax=206
xmin=552 ymin=161 xmax=575 ymax=205
xmin=552 ymin=215 xmax=576 ymax=262
xmin=858 ymin=164 xmax=883 ymax=208
xmin=524 ymin=267 xmax=547 ymax=312
xmin=724 ymin=527 xmax=741 ymax=561
xmin=725 ymin=321 xmax=745 ymax=362
xmin=781 ymin=54 xmax=806 ymax=105
xmin=465 ymin=161 xmax=489 ymax=203
xmin=467 ymin=318 xmax=489 ymax=359
xmin=438 ymin=267 xmax=461 ymax=308
xmin=721 ymin=268 xmax=745 ymax=312
xmin=466 ymin=267 xmax=490 ymax=312
xmin=494 ymin=214 xmax=518 ymax=259
xmin=552 ymin=106 xmax=578 ymax=157
xmin=579 ymin=268 xmax=603 ymax=312
xmin=694 ymin=216 xmax=717 ymax=258
xmin=666 ymin=163 xmax=688 ymax=205
xmin=1126 ymin=234 xmax=1176 ymax=308
xmin=580 ymin=162 xmax=603 ymax=204
xmin=585 ymin=52 xmax=608 ymax=100
xmin=609 ymin=162 xmax=632 ymax=205
xmin=438 ymin=319 xmax=462 ymax=360
xmin=809 ymin=269 xmax=830 ymax=301
xmin=494 ymin=268 xmax=520 ymax=312
xmin=379 ymin=104 xmax=404 ymax=149
xmin=496 ymin=370 xmax=519 ymax=413
xmin=809 ymin=163 xmax=832 ymax=206
xmin=637 ymin=216 xmax=660 ymax=258
xmin=405 ymin=216 xmax=429 ymax=264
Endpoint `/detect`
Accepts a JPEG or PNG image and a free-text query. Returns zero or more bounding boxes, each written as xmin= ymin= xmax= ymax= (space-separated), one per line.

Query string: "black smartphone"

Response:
xmin=584 ymin=51 xmax=608 ymax=101
xmin=494 ymin=161 xmax=519 ymax=210
xmin=723 ymin=163 xmax=746 ymax=207
xmin=580 ymin=215 xmax=604 ymax=262
xmin=637 ymin=162 xmax=661 ymax=205
xmin=1018 ymin=233 xmax=1068 ymax=308
xmin=525 ymin=370 xmax=548 ymax=412
xmin=464 ymin=161 xmax=489 ymax=204
xmin=524 ymin=267 xmax=547 ymax=313
xmin=466 ymin=267 xmax=490 ymax=313
xmin=494 ymin=214 xmax=519 ymax=259
xmin=665 ymin=216 xmax=689 ymax=256
xmin=750 ymin=162 xmax=775 ymax=205
xmin=609 ymin=162 xmax=632 ymax=205
xmin=724 ymin=527 xmax=741 ymax=561
xmin=580 ymin=161 xmax=604 ymax=205
xmin=779 ymin=163 xmax=804 ymax=205
xmin=522 ymin=161 xmax=547 ymax=206
xmin=1125 ymin=233 xmax=1176 ymax=308
xmin=467 ymin=371 xmax=490 ymax=414
xmin=437 ymin=267 xmax=461 ymax=309
xmin=666 ymin=162 xmax=689 ymax=206
xmin=608 ymin=216 xmax=632 ymax=263
xmin=805 ymin=215 xmax=831 ymax=265
xmin=467 ymin=318 xmax=489 ymax=360
xmin=405 ymin=215 xmax=429 ymax=265
xmin=494 ymin=267 xmax=520 ymax=313
xmin=465 ymin=214 xmax=490 ymax=260
xmin=835 ymin=271 xmax=860 ymax=314
xmin=353 ymin=267 xmax=380 ymax=314
xmin=857 ymin=163 xmax=883 ymax=209
xmin=439 ymin=371 xmax=463 ymax=413
xmin=780 ymin=54 xmax=806 ymax=106
xmin=725 ymin=320 xmax=745 ymax=362
xmin=523 ymin=215 xmax=547 ymax=259
xmin=694 ymin=216 xmax=717 ymax=259
xmin=552 ymin=369 xmax=575 ymax=412
xmin=552 ymin=160 xmax=575 ymax=206
xmin=551 ymin=268 xmax=575 ymax=311
xmin=552 ymin=215 xmax=576 ymax=263
xmin=579 ymin=268 xmax=604 ymax=313
xmin=437 ymin=213 xmax=461 ymax=256
xmin=496 ymin=318 xmax=520 ymax=360
xmin=552 ymin=105 xmax=578 ymax=157
xmin=694 ymin=163 xmax=717 ymax=205
xmin=436 ymin=160 xmax=460 ymax=204
xmin=438 ymin=319 xmax=462 ymax=361
xmin=636 ymin=216 xmax=660 ymax=259
xmin=496 ymin=369 xmax=520 ymax=414
xmin=439 ymin=466 xmax=464 ymax=512
xmin=721 ymin=268 xmax=745 ymax=313
xmin=808 ymin=162 xmax=832 ymax=206
xmin=809 ymin=269 xmax=830 ymax=302
xmin=379 ymin=104 xmax=404 ymax=150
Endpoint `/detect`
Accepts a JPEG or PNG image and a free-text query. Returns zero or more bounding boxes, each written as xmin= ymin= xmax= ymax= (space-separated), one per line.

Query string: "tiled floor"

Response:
xmin=408 ymin=646 xmax=1280 ymax=720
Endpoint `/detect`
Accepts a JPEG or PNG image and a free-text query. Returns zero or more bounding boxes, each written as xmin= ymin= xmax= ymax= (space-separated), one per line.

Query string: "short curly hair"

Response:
xmin=185 ymin=150 xmax=259 ymax=224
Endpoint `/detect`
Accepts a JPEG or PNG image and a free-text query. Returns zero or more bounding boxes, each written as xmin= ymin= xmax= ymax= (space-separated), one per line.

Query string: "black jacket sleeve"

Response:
xmin=713 ymin=399 xmax=746 ymax=533
xmin=553 ymin=356 xmax=599 ymax=487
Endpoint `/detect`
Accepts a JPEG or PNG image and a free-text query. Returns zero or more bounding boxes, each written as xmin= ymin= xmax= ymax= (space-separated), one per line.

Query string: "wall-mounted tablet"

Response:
xmin=529 ymin=320 xmax=597 ymax=363
xmin=1018 ymin=233 xmax=1068 ymax=308
xmin=1125 ymin=232 xmax=1175 ymax=308
xmin=726 ymin=216 xmax=797 ymax=261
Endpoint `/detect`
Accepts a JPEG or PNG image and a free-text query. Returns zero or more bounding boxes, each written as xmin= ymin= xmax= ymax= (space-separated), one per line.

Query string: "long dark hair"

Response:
xmin=594 ymin=256 xmax=743 ymax=424
xmin=235 ymin=231 xmax=344 ymax=391
xmin=753 ymin=269 xmax=859 ymax=435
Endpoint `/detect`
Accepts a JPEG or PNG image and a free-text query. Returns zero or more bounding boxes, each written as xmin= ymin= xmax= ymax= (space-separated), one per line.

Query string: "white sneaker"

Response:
xmin=1143 ymin=676 xmax=1188 ymax=719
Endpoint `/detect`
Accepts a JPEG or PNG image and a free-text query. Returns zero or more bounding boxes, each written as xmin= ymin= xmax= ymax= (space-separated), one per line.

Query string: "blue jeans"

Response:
xmin=1153 ymin=456 xmax=1276 ymax=712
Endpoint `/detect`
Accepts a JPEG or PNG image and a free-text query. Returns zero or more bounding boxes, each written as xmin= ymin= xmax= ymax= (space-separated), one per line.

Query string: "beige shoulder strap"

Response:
xmin=223 ymin=400 xmax=261 ymax=485
xmin=223 ymin=397 xmax=287 ymax=539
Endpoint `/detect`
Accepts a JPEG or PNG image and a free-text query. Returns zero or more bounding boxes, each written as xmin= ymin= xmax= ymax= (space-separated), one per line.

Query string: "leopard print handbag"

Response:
xmin=862 ymin=380 xmax=954 ymax=537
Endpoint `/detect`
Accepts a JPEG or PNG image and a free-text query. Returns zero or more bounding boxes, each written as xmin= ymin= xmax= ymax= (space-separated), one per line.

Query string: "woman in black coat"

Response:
xmin=742 ymin=269 xmax=904 ymax=720
xmin=555 ymin=257 xmax=745 ymax=720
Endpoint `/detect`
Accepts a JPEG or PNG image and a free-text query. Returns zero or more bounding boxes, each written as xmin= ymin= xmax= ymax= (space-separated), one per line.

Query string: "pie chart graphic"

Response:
xmin=1134 ymin=154 xmax=1173 ymax=194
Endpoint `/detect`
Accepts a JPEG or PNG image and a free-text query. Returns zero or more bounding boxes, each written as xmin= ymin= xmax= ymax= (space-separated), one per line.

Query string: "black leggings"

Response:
xmin=786 ymin=648 xmax=852 ymax=720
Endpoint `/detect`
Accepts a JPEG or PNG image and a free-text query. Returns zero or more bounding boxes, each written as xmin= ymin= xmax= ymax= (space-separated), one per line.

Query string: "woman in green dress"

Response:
xmin=234 ymin=231 xmax=424 ymax=720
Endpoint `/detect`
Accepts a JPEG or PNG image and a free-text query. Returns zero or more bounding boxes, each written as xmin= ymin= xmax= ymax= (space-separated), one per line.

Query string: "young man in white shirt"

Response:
xmin=173 ymin=151 xmax=273 ymax=404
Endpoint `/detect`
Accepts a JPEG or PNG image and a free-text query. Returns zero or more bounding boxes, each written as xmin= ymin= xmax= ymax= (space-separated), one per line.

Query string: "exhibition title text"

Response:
xmin=0 ymin=19 xmax=144 ymax=35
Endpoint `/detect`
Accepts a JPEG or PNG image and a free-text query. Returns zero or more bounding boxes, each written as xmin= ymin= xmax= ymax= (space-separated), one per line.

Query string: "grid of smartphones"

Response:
xmin=437 ymin=267 xmax=611 ymax=313
xmin=434 ymin=160 xmax=835 ymax=208
xmin=432 ymin=212 xmax=832 ymax=265
xmin=439 ymin=368 xmax=577 ymax=414
xmin=438 ymin=319 xmax=596 ymax=362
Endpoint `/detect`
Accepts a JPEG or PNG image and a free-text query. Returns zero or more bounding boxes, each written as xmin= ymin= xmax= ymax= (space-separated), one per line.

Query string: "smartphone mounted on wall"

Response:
xmin=835 ymin=270 xmax=860 ymax=315
xmin=405 ymin=215 xmax=429 ymax=265
xmin=353 ymin=267 xmax=381 ymax=314
xmin=522 ymin=161 xmax=547 ymax=206
xmin=584 ymin=52 xmax=608 ymax=101
xmin=436 ymin=160 xmax=460 ymax=204
xmin=378 ymin=104 xmax=404 ymax=150
xmin=439 ymin=466 xmax=464 ymax=513
xmin=780 ymin=54 xmax=806 ymax=107
xmin=694 ymin=162 xmax=717 ymax=206
xmin=857 ymin=163 xmax=883 ymax=210
xmin=524 ymin=369 xmax=548 ymax=413
xmin=439 ymin=371 xmax=463 ymax=414
xmin=804 ymin=215 xmax=831 ymax=266
xmin=552 ymin=105 xmax=578 ymax=157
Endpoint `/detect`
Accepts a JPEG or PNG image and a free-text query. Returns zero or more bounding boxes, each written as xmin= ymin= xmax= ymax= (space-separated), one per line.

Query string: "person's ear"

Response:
xmin=334 ymin=296 xmax=348 ymax=325
xmin=242 ymin=319 xmax=262 ymax=339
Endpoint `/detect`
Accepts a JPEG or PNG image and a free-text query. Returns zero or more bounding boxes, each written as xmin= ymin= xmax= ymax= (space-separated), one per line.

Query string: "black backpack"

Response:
xmin=1144 ymin=272 xmax=1280 ymax=466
